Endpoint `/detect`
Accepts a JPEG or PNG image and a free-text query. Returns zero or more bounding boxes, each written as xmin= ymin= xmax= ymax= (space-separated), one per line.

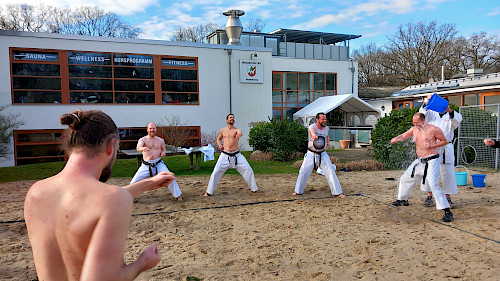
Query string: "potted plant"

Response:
xmin=339 ymin=129 xmax=350 ymax=149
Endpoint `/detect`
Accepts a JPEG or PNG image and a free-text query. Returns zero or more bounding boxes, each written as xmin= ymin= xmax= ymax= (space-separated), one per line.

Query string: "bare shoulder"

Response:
xmin=99 ymin=184 xmax=133 ymax=207
xmin=25 ymin=176 xmax=56 ymax=204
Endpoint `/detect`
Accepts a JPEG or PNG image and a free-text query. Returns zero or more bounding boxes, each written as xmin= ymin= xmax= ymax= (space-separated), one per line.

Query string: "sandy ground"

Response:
xmin=0 ymin=169 xmax=499 ymax=280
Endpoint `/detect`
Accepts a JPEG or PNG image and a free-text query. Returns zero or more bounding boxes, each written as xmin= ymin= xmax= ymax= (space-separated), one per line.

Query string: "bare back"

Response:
xmin=24 ymin=174 xmax=133 ymax=280
xmin=219 ymin=126 xmax=242 ymax=152
xmin=137 ymin=135 xmax=166 ymax=161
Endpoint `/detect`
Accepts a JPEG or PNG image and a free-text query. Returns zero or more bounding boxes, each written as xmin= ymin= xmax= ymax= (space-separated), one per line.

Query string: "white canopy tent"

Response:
xmin=293 ymin=94 xmax=381 ymax=127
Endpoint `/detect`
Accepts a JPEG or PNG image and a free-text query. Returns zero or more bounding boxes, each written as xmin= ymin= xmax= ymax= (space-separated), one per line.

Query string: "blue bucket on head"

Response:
xmin=426 ymin=93 xmax=449 ymax=113
xmin=471 ymin=174 xmax=486 ymax=188
xmin=455 ymin=165 xmax=468 ymax=186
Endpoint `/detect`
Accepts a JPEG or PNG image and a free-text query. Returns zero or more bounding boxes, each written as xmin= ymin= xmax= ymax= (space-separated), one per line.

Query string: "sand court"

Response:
xmin=1 ymin=170 xmax=498 ymax=280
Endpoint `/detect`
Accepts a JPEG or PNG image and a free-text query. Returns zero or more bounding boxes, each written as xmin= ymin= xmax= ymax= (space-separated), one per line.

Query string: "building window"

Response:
xmin=272 ymin=71 xmax=337 ymax=119
xmin=161 ymin=57 xmax=199 ymax=104
xmin=11 ymin=50 xmax=62 ymax=103
xmin=10 ymin=48 xmax=199 ymax=105
xmin=463 ymin=94 xmax=478 ymax=106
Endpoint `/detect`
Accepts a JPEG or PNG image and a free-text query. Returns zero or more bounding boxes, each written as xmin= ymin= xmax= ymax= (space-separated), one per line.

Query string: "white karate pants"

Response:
xmin=130 ymin=158 xmax=182 ymax=198
xmin=398 ymin=157 xmax=449 ymax=210
xmin=294 ymin=151 xmax=342 ymax=195
xmin=205 ymin=153 xmax=258 ymax=195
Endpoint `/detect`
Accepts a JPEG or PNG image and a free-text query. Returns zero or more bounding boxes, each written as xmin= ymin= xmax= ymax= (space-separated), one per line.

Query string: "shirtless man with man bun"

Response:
xmin=24 ymin=110 xmax=175 ymax=280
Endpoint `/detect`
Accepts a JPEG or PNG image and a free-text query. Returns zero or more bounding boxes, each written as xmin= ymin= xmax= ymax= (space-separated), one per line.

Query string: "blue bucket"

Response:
xmin=426 ymin=93 xmax=449 ymax=113
xmin=455 ymin=165 xmax=468 ymax=186
xmin=471 ymin=174 xmax=486 ymax=188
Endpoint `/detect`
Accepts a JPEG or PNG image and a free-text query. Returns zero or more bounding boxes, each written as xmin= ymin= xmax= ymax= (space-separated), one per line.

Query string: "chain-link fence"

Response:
xmin=457 ymin=104 xmax=499 ymax=171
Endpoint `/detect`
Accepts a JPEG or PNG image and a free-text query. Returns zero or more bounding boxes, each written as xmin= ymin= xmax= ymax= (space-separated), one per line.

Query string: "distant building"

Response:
xmin=367 ymin=69 xmax=500 ymax=115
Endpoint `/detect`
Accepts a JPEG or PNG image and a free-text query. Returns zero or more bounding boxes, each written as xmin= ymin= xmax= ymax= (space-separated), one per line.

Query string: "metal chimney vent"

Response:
xmin=223 ymin=9 xmax=244 ymax=45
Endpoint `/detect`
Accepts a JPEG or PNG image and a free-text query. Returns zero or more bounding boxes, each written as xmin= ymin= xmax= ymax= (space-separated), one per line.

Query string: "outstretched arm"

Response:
xmin=123 ymin=172 xmax=175 ymax=199
xmin=136 ymin=138 xmax=148 ymax=153
xmin=309 ymin=127 xmax=318 ymax=139
xmin=391 ymin=127 xmax=414 ymax=143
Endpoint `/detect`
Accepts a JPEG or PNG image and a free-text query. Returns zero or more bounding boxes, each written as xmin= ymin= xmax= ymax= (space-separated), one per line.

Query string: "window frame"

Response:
xmin=10 ymin=47 xmax=199 ymax=105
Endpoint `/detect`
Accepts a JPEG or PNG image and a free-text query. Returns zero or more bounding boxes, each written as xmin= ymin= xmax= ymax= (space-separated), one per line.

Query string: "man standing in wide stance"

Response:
xmin=204 ymin=114 xmax=258 ymax=196
xmin=294 ymin=112 xmax=345 ymax=197
xmin=130 ymin=122 xmax=182 ymax=201
xmin=391 ymin=112 xmax=453 ymax=222
xmin=24 ymin=110 xmax=176 ymax=280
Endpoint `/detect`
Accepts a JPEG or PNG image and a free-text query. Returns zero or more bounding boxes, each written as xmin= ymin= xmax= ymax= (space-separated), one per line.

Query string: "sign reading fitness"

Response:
xmin=162 ymin=58 xmax=196 ymax=67
xmin=239 ymin=60 xmax=263 ymax=83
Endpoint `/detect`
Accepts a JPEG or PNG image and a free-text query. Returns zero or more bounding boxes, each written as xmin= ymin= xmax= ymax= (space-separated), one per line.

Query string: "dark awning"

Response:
xmin=268 ymin=28 xmax=361 ymax=45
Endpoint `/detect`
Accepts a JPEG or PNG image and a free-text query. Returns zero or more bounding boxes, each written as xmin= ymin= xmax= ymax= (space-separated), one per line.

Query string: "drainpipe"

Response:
xmin=350 ymin=58 xmax=355 ymax=94
xmin=227 ymin=49 xmax=233 ymax=113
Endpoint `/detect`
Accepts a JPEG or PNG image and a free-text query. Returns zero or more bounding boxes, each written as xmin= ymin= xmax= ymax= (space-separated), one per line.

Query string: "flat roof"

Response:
xmin=268 ymin=28 xmax=361 ymax=44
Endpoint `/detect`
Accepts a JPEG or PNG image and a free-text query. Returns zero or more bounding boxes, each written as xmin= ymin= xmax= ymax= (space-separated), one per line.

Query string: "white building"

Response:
xmin=0 ymin=12 xmax=361 ymax=166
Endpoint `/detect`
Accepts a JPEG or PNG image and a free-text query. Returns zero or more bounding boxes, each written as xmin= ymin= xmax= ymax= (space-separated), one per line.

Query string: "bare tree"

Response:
xmin=462 ymin=32 xmax=500 ymax=72
xmin=353 ymin=42 xmax=403 ymax=86
xmin=158 ymin=115 xmax=191 ymax=154
xmin=0 ymin=3 xmax=141 ymax=38
xmin=245 ymin=18 xmax=266 ymax=32
xmin=201 ymin=130 xmax=221 ymax=153
xmin=0 ymin=105 xmax=23 ymax=159
xmin=170 ymin=23 xmax=221 ymax=43
xmin=383 ymin=21 xmax=457 ymax=84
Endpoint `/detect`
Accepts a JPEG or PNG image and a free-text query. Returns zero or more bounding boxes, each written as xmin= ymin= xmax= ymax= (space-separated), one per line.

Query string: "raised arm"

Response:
xmin=391 ymin=127 xmax=414 ymax=143
xmin=449 ymin=109 xmax=462 ymax=130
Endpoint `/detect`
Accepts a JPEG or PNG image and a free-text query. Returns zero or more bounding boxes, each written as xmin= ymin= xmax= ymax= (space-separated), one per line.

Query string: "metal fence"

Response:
xmin=457 ymin=104 xmax=499 ymax=171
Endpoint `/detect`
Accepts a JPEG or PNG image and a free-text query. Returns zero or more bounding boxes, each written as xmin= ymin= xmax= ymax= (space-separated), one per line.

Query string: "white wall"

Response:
xmin=0 ymin=31 xmax=273 ymax=166
xmin=271 ymin=57 xmax=358 ymax=96
xmin=366 ymin=99 xmax=393 ymax=118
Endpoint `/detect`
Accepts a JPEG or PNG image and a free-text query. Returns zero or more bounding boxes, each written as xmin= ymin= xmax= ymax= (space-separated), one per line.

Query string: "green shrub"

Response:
xmin=249 ymin=117 xmax=307 ymax=161
xmin=372 ymin=107 xmax=418 ymax=169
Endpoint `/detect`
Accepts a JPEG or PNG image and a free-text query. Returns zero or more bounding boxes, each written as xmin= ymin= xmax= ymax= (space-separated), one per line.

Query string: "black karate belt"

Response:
xmin=222 ymin=150 xmax=240 ymax=165
xmin=308 ymin=148 xmax=325 ymax=170
xmin=442 ymin=149 xmax=446 ymax=164
xmin=410 ymin=154 xmax=440 ymax=185
xmin=142 ymin=159 xmax=162 ymax=177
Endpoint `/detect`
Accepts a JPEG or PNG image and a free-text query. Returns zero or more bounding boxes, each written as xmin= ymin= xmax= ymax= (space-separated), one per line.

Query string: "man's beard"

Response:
xmin=99 ymin=155 xmax=115 ymax=183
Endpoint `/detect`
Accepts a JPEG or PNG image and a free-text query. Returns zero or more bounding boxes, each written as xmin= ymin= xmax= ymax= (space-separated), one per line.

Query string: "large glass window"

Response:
xmin=464 ymin=94 xmax=478 ymax=106
xmin=11 ymin=50 xmax=61 ymax=104
xmin=11 ymin=48 xmax=199 ymax=105
xmin=160 ymin=57 xmax=198 ymax=104
xmin=272 ymin=71 xmax=337 ymax=119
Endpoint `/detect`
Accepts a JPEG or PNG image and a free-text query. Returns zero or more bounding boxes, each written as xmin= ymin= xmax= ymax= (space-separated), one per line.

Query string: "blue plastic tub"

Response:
xmin=471 ymin=174 xmax=486 ymax=188
xmin=426 ymin=93 xmax=449 ymax=113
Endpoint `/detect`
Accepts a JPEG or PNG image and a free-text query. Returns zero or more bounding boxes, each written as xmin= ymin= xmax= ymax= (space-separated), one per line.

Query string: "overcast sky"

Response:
xmin=3 ymin=0 xmax=500 ymax=50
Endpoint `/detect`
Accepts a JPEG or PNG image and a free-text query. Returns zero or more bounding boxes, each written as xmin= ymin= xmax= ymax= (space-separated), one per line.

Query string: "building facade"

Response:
xmin=0 ymin=27 xmax=360 ymax=166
